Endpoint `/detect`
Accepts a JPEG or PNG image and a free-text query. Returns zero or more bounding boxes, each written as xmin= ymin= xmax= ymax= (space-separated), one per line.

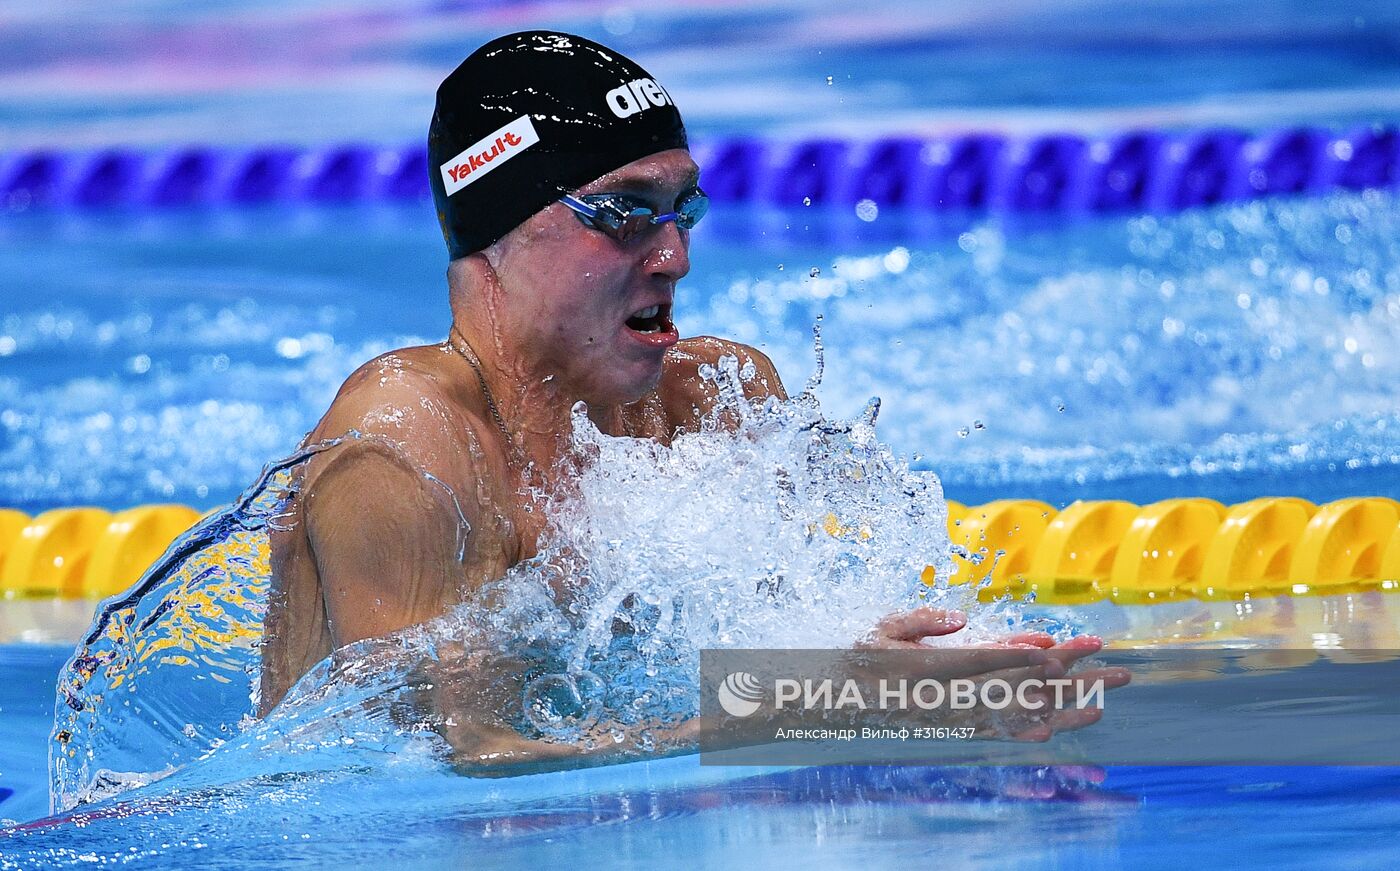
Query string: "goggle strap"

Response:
xmin=559 ymin=194 xmax=599 ymax=218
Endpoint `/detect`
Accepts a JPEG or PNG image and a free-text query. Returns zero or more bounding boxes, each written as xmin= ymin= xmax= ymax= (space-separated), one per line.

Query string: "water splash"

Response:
xmin=46 ymin=443 xmax=338 ymax=813
xmin=48 ymin=345 xmax=994 ymax=807
xmin=260 ymin=348 xmax=981 ymax=751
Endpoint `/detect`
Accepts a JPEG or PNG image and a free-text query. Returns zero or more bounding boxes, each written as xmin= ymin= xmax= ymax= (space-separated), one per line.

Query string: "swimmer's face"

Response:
xmin=487 ymin=149 xmax=696 ymax=406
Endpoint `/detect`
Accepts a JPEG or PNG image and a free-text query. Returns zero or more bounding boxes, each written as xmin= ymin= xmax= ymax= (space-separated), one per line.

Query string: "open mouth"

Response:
xmin=625 ymin=303 xmax=673 ymax=335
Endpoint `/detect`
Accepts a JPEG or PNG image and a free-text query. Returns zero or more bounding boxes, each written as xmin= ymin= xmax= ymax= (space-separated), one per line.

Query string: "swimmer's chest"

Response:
xmin=459 ymin=399 xmax=687 ymax=585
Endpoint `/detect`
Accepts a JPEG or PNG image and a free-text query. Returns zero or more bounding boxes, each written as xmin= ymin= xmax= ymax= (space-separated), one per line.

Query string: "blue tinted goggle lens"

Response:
xmin=673 ymin=190 xmax=709 ymax=229
xmin=563 ymin=188 xmax=708 ymax=241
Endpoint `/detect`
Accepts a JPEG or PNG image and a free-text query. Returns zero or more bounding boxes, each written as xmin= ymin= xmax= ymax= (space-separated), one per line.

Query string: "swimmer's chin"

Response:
xmin=597 ymin=356 xmax=669 ymax=406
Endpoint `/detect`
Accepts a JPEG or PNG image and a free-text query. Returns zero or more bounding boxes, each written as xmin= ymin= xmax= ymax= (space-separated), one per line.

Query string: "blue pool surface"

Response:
xmin=4 ymin=0 xmax=1400 ymax=866
xmin=5 ymin=645 xmax=1400 ymax=869
xmin=4 ymin=194 xmax=1399 ymax=513
xmin=3 ymin=0 xmax=1399 ymax=515
xmin=0 ymin=645 xmax=59 ymax=826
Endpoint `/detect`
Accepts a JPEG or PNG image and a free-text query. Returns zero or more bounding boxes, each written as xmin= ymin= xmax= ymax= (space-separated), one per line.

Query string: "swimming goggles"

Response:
xmin=558 ymin=187 xmax=709 ymax=242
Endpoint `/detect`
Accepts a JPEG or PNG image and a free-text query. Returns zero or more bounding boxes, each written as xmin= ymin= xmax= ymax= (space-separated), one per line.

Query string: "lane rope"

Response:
xmin=2 ymin=125 xmax=1396 ymax=214
xmin=1 ymin=496 xmax=1396 ymax=605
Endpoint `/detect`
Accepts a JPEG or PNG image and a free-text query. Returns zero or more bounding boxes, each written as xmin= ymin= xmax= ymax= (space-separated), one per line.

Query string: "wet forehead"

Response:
xmin=577 ymin=149 xmax=699 ymax=198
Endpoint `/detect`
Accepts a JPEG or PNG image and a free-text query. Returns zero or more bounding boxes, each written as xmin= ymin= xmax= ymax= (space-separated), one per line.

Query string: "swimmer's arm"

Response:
xmin=305 ymin=445 xmax=599 ymax=770
xmin=304 ymin=439 xmax=469 ymax=648
xmin=293 ymin=404 xmax=616 ymax=766
xmin=441 ymin=718 xmax=705 ymax=777
xmin=303 ymin=441 xmax=537 ymax=759
xmin=437 ymin=611 xmax=1130 ymax=776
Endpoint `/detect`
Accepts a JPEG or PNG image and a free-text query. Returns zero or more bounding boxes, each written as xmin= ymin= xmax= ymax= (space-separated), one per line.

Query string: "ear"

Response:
xmin=470 ymin=251 xmax=508 ymax=305
xmin=448 ymin=252 xmax=502 ymax=295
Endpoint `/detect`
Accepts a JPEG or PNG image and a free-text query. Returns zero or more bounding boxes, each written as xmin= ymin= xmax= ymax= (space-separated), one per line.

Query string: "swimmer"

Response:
xmin=258 ymin=31 xmax=1127 ymax=767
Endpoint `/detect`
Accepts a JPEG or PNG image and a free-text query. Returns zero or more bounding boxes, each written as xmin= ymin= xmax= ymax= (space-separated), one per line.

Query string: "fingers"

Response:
xmin=1052 ymin=705 xmax=1103 ymax=731
xmin=1028 ymin=634 xmax=1103 ymax=673
xmin=998 ymin=631 xmax=1057 ymax=649
xmin=1010 ymin=722 xmax=1053 ymax=742
xmin=1050 ymin=765 xmax=1107 ymax=784
xmin=1005 ymin=666 xmax=1129 ymax=740
xmin=1090 ymin=665 xmax=1132 ymax=686
xmin=903 ymin=648 xmax=1057 ymax=680
xmin=874 ymin=607 xmax=967 ymax=643
xmin=1014 ymin=666 xmax=1129 ymax=712
xmin=962 ymin=660 xmax=1128 ymax=741
xmin=1008 ymin=706 xmax=1101 ymax=742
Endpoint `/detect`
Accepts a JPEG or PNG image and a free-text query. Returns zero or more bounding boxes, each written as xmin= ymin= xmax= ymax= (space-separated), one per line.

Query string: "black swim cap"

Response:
xmin=429 ymin=31 xmax=689 ymax=259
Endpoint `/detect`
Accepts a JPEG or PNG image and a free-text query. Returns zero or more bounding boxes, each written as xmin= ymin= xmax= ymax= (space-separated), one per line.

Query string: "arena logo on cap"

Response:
xmin=605 ymin=77 xmax=673 ymax=119
xmin=440 ymin=115 xmax=540 ymax=196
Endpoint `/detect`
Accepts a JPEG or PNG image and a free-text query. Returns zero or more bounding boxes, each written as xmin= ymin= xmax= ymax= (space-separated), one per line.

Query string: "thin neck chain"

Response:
xmin=449 ymin=327 xmax=514 ymax=448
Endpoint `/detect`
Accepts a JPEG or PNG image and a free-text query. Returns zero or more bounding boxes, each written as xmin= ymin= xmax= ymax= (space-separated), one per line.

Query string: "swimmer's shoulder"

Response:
xmin=650 ymin=336 xmax=787 ymax=433
xmin=663 ymin=336 xmax=787 ymax=401
xmin=333 ymin=344 xmax=461 ymax=406
xmin=305 ymin=342 xmax=495 ymax=482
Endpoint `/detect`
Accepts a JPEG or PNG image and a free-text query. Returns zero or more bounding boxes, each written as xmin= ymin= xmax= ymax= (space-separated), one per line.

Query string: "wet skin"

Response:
xmin=258 ymin=148 xmax=1128 ymax=768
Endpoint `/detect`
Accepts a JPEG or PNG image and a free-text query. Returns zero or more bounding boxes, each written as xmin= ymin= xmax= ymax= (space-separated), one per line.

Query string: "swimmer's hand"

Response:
xmin=854 ymin=606 xmax=1131 ymax=742
xmin=440 ymin=608 xmax=1131 ymax=776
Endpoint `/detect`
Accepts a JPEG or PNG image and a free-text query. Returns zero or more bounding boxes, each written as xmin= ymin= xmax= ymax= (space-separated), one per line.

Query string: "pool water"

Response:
xmin=0 ymin=646 xmax=58 ymax=825
xmin=5 ymin=193 xmax=1400 ymax=513
xmin=4 ymin=0 xmax=1400 ymax=866
xmin=4 ymin=0 xmax=1400 ymax=513
xmin=6 ymin=645 xmax=1400 ymax=870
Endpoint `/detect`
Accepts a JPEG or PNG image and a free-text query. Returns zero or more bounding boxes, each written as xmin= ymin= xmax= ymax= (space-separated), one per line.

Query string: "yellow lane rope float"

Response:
xmin=0 ymin=505 xmax=203 ymax=600
xmin=942 ymin=496 xmax=1400 ymax=604
xmin=0 ymin=498 xmax=1397 ymax=608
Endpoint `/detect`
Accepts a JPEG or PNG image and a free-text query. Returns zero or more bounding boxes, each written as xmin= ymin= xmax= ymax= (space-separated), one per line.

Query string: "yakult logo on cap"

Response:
xmin=605 ymin=77 xmax=673 ymax=119
xmin=440 ymin=114 xmax=540 ymax=196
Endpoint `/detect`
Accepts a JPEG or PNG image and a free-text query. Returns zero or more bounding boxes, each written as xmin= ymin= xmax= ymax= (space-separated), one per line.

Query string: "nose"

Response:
xmin=644 ymin=220 xmax=690 ymax=282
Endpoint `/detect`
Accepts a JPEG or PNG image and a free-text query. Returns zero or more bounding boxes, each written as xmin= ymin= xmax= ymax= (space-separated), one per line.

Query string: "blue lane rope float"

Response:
xmin=1 ymin=124 xmax=1396 ymax=214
